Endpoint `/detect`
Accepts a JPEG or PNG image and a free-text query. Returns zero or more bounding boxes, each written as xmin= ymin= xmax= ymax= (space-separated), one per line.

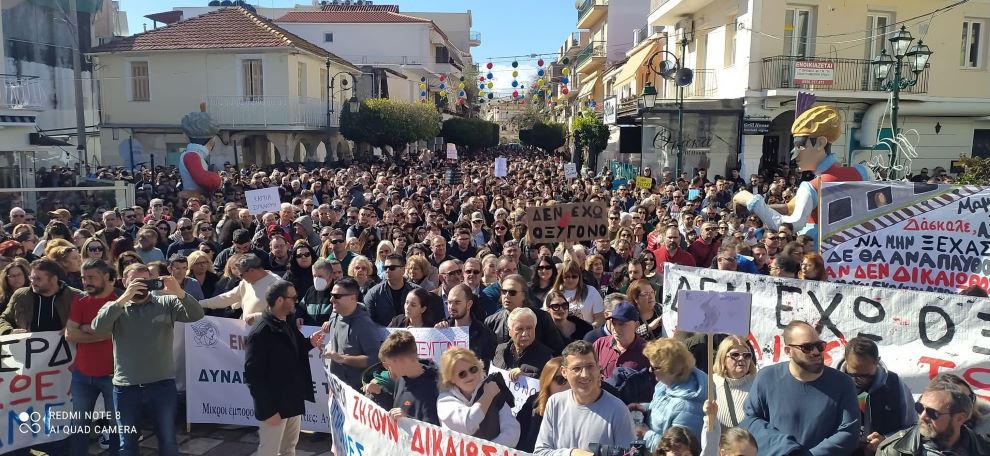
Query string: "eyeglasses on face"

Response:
xmin=463 ymin=269 xmax=480 ymax=275
xmin=295 ymin=252 xmax=312 ymax=258
xmin=727 ymin=352 xmax=753 ymax=361
xmin=547 ymin=303 xmax=568 ymax=312
xmin=502 ymin=288 xmax=521 ymax=297
xmin=384 ymin=264 xmax=403 ymax=271
xmin=914 ymin=402 xmax=958 ymax=421
xmin=787 ymin=341 xmax=827 ymax=354
xmin=330 ymin=292 xmax=354 ymax=300
xmin=456 ymin=365 xmax=479 ymax=379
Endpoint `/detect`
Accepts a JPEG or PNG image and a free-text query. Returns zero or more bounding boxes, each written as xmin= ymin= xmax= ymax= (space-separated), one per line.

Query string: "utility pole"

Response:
xmin=69 ymin=0 xmax=88 ymax=168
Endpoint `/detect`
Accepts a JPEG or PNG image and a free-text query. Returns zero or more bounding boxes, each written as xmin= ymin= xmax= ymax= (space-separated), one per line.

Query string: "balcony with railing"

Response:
xmin=1 ymin=75 xmax=46 ymax=111
xmin=577 ymin=0 xmax=608 ymax=29
xmin=665 ymin=69 xmax=718 ymax=99
xmin=207 ymin=96 xmax=342 ymax=129
xmin=469 ymin=31 xmax=481 ymax=47
xmin=761 ymin=56 xmax=929 ymax=94
xmin=575 ymin=41 xmax=607 ymax=73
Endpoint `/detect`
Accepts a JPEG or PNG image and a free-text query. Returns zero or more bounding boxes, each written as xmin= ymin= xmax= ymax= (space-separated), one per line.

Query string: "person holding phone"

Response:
xmin=91 ymin=263 xmax=205 ymax=456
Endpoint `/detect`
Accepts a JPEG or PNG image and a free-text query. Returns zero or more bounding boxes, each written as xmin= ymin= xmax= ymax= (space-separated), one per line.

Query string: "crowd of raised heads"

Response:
xmin=0 ymin=147 xmax=986 ymax=456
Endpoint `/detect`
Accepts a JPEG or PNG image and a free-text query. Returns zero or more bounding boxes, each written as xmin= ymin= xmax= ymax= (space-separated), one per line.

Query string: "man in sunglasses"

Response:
xmin=834 ymin=337 xmax=916 ymax=455
xmin=325 ymin=229 xmax=355 ymax=275
xmin=165 ymin=218 xmax=201 ymax=258
xmin=742 ymin=320 xmax=860 ymax=456
xmin=876 ymin=381 xmax=990 ymax=456
xmin=324 ymin=278 xmax=381 ymax=391
xmin=364 ymin=254 xmax=423 ymax=327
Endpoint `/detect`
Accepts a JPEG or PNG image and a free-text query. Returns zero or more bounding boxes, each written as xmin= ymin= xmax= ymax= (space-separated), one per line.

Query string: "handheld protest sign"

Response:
xmin=245 ymin=187 xmax=280 ymax=215
xmin=494 ymin=157 xmax=508 ymax=177
xmin=563 ymin=163 xmax=578 ymax=180
xmin=523 ymin=201 xmax=608 ymax=243
xmin=676 ymin=289 xmax=753 ymax=430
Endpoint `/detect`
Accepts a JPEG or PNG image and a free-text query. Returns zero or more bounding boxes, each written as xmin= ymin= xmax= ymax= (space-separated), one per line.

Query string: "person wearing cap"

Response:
xmin=213 ymin=228 xmax=269 ymax=273
xmin=468 ymin=211 xmax=491 ymax=248
xmin=50 ymin=208 xmax=72 ymax=227
xmin=734 ymin=104 xmax=871 ymax=247
xmin=0 ymin=240 xmax=23 ymax=267
xmin=592 ymin=302 xmax=649 ymax=379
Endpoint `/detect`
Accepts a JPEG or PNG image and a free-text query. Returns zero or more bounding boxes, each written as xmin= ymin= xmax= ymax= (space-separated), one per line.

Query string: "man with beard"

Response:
xmin=742 ymin=320 xmax=860 ymax=455
xmin=835 ymin=337 xmax=916 ymax=456
xmin=689 ymin=222 xmax=721 ymax=267
xmin=651 ymin=227 xmax=696 ymax=275
xmin=877 ymin=381 xmax=990 ymax=456
xmin=436 ymin=284 xmax=495 ymax=366
xmin=66 ymin=259 xmax=120 ymax=456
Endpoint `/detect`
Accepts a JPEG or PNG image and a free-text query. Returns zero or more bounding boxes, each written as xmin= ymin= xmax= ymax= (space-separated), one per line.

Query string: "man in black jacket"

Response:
xmin=485 ymin=275 xmax=565 ymax=355
xmin=377 ymin=330 xmax=440 ymax=425
xmin=439 ymin=284 xmax=496 ymax=365
xmin=245 ymin=281 xmax=325 ymax=455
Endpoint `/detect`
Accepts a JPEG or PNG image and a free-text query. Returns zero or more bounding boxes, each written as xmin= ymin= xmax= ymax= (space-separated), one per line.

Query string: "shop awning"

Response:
xmin=614 ymin=42 xmax=658 ymax=89
xmin=578 ymin=71 xmax=601 ymax=99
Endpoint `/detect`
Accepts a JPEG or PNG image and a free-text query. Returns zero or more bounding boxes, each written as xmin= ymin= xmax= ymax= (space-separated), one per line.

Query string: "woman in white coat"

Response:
xmin=437 ymin=348 xmax=520 ymax=447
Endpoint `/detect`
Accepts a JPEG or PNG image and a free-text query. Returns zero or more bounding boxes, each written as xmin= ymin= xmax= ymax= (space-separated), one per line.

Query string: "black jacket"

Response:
xmin=244 ymin=312 xmax=316 ymax=421
xmin=363 ymin=280 xmax=423 ymax=327
xmin=492 ymin=341 xmax=553 ymax=378
xmin=392 ymin=360 xmax=441 ymax=425
xmin=485 ymin=307 xmax=566 ymax=356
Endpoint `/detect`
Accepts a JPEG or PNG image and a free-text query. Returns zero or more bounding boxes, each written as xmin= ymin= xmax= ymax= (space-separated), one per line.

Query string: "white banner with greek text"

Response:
xmin=385 ymin=327 xmax=470 ymax=363
xmin=0 ymin=331 xmax=75 ymax=452
xmin=662 ymin=264 xmax=990 ymax=398
xmin=326 ymin=371 xmax=533 ymax=456
xmin=184 ymin=316 xmax=331 ymax=431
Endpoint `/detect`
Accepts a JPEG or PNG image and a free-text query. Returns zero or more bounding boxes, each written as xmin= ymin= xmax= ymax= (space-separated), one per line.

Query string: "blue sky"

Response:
xmin=122 ymin=0 xmax=577 ymax=95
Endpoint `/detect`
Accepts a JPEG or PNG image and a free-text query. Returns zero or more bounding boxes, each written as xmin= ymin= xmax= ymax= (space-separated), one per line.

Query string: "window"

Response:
xmin=297 ymin=62 xmax=307 ymax=99
xmin=865 ymin=13 xmax=893 ymax=61
xmin=242 ymin=59 xmax=263 ymax=101
xmin=435 ymin=46 xmax=450 ymax=64
xmin=961 ymin=19 xmax=985 ymax=68
xmin=320 ymin=68 xmax=328 ymax=101
xmin=324 ymin=32 xmax=334 ymax=43
xmin=130 ymin=61 xmax=149 ymax=102
xmin=725 ymin=17 xmax=737 ymax=66
xmin=784 ymin=7 xmax=814 ymax=57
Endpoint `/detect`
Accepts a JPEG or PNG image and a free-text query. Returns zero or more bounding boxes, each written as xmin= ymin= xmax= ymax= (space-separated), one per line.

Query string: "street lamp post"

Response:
xmin=325 ymin=57 xmax=361 ymax=135
xmin=638 ymin=82 xmax=658 ymax=171
xmin=870 ymin=25 xmax=932 ymax=179
xmin=643 ymin=38 xmax=693 ymax=176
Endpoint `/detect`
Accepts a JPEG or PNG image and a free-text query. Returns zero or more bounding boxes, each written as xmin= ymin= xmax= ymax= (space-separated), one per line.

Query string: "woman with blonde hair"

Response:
xmin=405 ymin=255 xmax=437 ymax=291
xmin=375 ymin=240 xmax=395 ymax=277
xmin=437 ymin=348 xmax=519 ymax=447
xmin=550 ymin=260 xmax=604 ymax=327
xmin=515 ymin=357 xmax=568 ymax=452
xmin=187 ymin=250 xmax=220 ymax=298
xmin=709 ymin=336 xmax=757 ymax=429
xmin=639 ymin=338 xmax=707 ymax=452
xmin=348 ymin=255 xmax=378 ymax=300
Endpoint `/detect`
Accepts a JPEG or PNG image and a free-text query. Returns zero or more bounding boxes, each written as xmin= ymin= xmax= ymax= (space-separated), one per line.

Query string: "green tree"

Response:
xmin=520 ymin=121 xmax=566 ymax=152
xmin=572 ymin=108 xmax=610 ymax=171
xmin=340 ymin=99 xmax=440 ymax=156
xmin=955 ymin=156 xmax=990 ymax=185
xmin=442 ymin=117 xmax=499 ymax=151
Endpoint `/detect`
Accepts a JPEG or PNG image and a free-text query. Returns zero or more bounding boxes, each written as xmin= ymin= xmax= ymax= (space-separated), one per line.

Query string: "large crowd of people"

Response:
xmin=0 ymin=147 xmax=986 ymax=456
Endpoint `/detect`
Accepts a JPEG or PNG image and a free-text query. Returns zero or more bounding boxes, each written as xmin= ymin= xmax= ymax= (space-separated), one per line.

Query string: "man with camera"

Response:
xmin=91 ymin=263 xmax=205 ymax=456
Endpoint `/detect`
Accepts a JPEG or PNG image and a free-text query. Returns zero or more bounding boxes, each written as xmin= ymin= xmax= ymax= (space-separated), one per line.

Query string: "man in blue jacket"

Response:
xmin=742 ymin=320 xmax=860 ymax=455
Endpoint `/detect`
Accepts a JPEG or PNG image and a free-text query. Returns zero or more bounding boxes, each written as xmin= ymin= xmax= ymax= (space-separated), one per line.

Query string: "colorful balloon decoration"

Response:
xmin=511 ymin=61 xmax=518 ymax=68
xmin=486 ymin=72 xmax=494 ymax=80
xmin=562 ymin=76 xmax=569 ymax=85
xmin=537 ymin=59 xmax=544 ymax=66
xmin=512 ymin=70 xmax=518 ymax=78
xmin=487 ymin=82 xmax=493 ymax=89
xmin=486 ymin=62 xmax=493 ymax=69
xmin=562 ymin=67 xmax=571 ymax=76
xmin=511 ymin=80 xmax=518 ymax=88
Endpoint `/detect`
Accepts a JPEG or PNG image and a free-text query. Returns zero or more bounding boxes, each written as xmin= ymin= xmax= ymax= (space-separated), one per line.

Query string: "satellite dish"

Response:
xmin=674 ymin=68 xmax=694 ymax=87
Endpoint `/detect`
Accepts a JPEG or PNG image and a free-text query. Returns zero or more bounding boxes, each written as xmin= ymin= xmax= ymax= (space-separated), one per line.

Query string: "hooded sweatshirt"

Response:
xmin=326 ymin=306 xmax=383 ymax=391
xmin=643 ymin=367 xmax=708 ymax=452
xmin=293 ymin=215 xmax=321 ymax=249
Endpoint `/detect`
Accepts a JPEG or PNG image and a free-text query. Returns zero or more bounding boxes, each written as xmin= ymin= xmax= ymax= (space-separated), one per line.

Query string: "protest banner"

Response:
xmin=635 ymin=176 xmax=652 ymax=190
xmin=523 ymin=201 xmax=609 ymax=243
xmin=662 ymin=264 xmax=990 ymax=397
xmin=326 ymin=371 xmax=533 ymax=456
xmin=185 ymin=317 xmax=331 ymax=431
xmin=386 ymin=327 xmax=469 ymax=363
xmin=0 ymin=331 xmax=75 ymax=452
xmin=494 ymin=157 xmax=508 ymax=177
xmin=245 ymin=187 xmax=280 ymax=215
xmin=488 ymin=366 xmax=539 ymax=416
xmin=446 ymin=143 xmax=458 ymax=160
xmin=676 ymin=290 xmax=752 ymax=336
xmin=563 ymin=163 xmax=578 ymax=180
xmin=820 ymin=182 xmax=990 ymax=295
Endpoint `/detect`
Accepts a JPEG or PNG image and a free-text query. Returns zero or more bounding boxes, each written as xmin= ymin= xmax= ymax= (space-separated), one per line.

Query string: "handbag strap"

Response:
xmin=724 ymin=378 xmax=739 ymax=427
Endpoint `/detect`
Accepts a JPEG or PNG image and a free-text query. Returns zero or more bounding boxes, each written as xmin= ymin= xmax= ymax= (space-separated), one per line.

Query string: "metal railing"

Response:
xmin=578 ymin=0 xmax=607 ymax=21
xmin=664 ymin=69 xmax=718 ymax=98
xmin=761 ymin=56 xmax=929 ymax=94
xmin=575 ymin=41 xmax=607 ymax=69
xmin=1 ymin=74 xmax=46 ymax=110
xmin=206 ymin=96 xmax=340 ymax=129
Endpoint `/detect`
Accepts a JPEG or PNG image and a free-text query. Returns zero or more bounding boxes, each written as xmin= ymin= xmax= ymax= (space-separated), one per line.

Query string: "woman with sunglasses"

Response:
xmin=543 ymin=291 xmax=592 ymax=343
xmin=550 ymin=260 xmax=605 ymax=328
xmin=529 ymin=256 xmax=558 ymax=304
xmin=194 ymin=221 xmax=219 ymax=257
xmin=710 ymin=336 xmax=757 ymax=430
xmin=515 ymin=357 xmax=568 ymax=452
xmin=485 ymin=222 xmax=510 ymax=258
xmin=437 ymin=347 xmax=520 ymax=447
xmin=283 ymin=241 xmax=317 ymax=296
xmin=81 ymin=237 xmax=110 ymax=262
